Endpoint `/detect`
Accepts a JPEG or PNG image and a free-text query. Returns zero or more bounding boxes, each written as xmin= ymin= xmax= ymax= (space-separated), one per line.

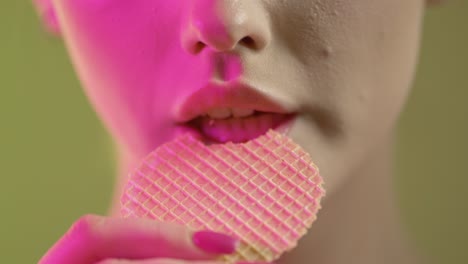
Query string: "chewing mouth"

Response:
xmin=186 ymin=111 xmax=295 ymax=143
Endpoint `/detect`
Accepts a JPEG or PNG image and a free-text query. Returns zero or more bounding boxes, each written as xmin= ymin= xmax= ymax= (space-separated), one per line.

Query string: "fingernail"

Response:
xmin=192 ymin=230 xmax=239 ymax=254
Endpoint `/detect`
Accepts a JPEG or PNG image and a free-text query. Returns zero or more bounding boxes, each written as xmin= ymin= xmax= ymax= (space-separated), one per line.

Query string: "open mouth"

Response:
xmin=184 ymin=111 xmax=296 ymax=144
xmin=174 ymin=81 xmax=297 ymax=144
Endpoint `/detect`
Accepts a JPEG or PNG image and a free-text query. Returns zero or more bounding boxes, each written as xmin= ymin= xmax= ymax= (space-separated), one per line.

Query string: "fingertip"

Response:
xmin=192 ymin=230 xmax=240 ymax=255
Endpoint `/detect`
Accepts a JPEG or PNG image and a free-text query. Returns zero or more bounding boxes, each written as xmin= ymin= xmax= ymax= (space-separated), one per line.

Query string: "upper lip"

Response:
xmin=173 ymin=80 xmax=293 ymax=123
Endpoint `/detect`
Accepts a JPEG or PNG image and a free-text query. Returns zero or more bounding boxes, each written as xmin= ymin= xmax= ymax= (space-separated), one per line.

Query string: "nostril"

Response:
xmin=240 ymin=36 xmax=256 ymax=50
xmin=191 ymin=37 xmax=254 ymax=54
xmin=192 ymin=41 xmax=205 ymax=54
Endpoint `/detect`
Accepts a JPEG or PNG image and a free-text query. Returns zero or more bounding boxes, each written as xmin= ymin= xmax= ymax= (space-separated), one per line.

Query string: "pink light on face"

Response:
xmin=52 ymin=0 xmax=247 ymax=159
xmin=34 ymin=0 xmax=60 ymax=34
xmin=182 ymin=0 xmax=232 ymax=53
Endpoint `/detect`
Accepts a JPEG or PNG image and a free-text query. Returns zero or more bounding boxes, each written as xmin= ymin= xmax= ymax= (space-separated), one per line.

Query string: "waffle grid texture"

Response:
xmin=121 ymin=130 xmax=324 ymax=263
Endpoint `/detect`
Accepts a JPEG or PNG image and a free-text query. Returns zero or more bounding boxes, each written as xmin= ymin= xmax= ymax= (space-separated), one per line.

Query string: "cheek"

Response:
xmin=316 ymin=0 xmax=421 ymax=132
xmin=353 ymin=0 xmax=423 ymax=133
xmin=54 ymin=2 xmax=154 ymax=97
xmin=53 ymin=1 xmax=192 ymax=151
xmin=54 ymin=0 xmax=221 ymax=153
xmin=286 ymin=0 xmax=423 ymax=193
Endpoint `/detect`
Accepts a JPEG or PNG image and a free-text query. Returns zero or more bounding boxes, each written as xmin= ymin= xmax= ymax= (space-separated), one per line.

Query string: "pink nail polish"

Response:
xmin=192 ymin=230 xmax=239 ymax=254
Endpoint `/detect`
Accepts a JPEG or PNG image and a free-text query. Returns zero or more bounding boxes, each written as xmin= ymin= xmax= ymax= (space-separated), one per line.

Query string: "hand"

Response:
xmin=39 ymin=214 xmax=239 ymax=264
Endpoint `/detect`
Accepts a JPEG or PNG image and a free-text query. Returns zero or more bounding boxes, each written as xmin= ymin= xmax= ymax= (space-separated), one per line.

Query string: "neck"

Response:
xmin=278 ymin=135 xmax=421 ymax=264
xmin=109 ymin=135 xmax=421 ymax=264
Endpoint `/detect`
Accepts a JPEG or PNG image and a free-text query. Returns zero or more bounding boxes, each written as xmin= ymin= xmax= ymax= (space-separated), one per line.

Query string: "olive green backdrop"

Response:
xmin=1 ymin=1 xmax=467 ymax=263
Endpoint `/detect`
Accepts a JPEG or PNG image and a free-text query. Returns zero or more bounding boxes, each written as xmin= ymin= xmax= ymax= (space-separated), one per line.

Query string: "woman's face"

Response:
xmin=49 ymin=0 xmax=424 ymax=193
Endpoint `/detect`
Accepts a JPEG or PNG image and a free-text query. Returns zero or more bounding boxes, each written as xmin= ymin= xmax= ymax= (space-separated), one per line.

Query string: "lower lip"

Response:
xmin=182 ymin=113 xmax=296 ymax=144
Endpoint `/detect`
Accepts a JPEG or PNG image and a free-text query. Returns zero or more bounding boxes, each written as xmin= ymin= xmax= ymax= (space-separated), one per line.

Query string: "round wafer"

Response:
xmin=121 ymin=130 xmax=324 ymax=263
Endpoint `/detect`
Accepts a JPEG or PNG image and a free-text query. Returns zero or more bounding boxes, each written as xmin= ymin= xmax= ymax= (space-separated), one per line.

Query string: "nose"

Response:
xmin=181 ymin=0 xmax=271 ymax=54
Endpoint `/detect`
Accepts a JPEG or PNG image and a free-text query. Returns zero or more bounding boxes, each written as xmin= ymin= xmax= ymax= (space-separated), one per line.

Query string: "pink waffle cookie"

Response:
xmin=121 ymin=130 xmax=325 ymax=263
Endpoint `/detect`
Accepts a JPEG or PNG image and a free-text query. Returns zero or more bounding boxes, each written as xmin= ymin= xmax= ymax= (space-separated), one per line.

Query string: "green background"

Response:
xmin=1 ymin=1 xmax=467 ymax=263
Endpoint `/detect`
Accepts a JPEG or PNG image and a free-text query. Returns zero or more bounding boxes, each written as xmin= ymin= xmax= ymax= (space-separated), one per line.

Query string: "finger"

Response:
xmin=39 ymin=215 xmax=239 ymax=264
xmin=97 ymin=258 xmax=225 ymax=264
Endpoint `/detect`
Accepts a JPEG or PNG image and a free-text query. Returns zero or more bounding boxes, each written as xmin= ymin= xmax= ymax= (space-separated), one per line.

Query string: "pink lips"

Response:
xmin=173 ymin=81 xmax=294 ymax=123
xmin=174 ymin=81 xmax=296 ymax=143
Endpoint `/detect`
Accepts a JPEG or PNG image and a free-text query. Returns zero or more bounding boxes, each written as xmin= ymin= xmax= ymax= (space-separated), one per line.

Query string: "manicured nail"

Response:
xmin=192 ymin=230 xmax=239 ymax=254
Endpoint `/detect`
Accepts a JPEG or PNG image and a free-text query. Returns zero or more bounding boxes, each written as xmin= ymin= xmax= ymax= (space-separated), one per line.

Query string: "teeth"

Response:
xmin=232 ymin=108 xmax=255 ymax=118
xmin=205 ymin=107 xmax=255 ymax=119
xmin=207 ymin=108 xmax=232 ymax=119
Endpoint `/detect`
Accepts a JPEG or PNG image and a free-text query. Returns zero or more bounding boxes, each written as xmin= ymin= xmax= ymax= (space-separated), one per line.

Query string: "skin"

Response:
xmin=34 ymin=0 xmax=445 ymax=263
